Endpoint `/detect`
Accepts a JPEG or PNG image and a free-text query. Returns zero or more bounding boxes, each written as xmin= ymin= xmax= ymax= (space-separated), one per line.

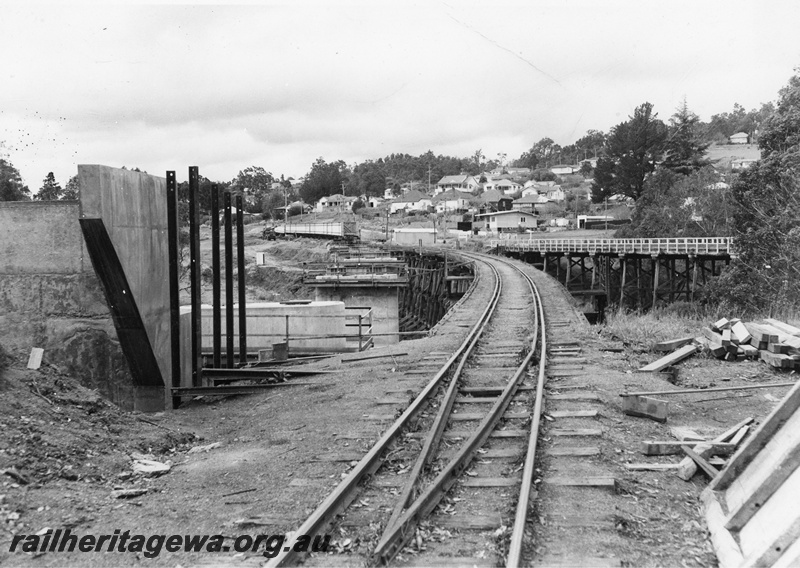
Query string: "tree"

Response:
xmin=662 ymin=99 xmax=710 ymax=175
xmin=348 ymin=160 xmax=387 ymax=197
xmin=591 ymin=102 xmax=667 ymax=202
xmin=262 ymin=188 xmax=297 ymax=220
xmin=352 ymin=198 xmax=365 ymax=213
xmin=704 ymin=69 xmax=800 ymax=314
xmin=574 ymin=130 xmax=607 ymax=159
xmin=471 ymin=149 xmax=485 ymax=173
xmin=299 ymin=158 xmax=349 ymax=204
xmin=63 ymin=175 xmax=80 ymax=200
xmin=230 ymin=166 xmax=274 ymax=213
xmin=177 ymin=176 xmax=229 ymax=214
xmin=579 ymin=161 xmax=593 ymax=178
xmin=0 ymin=158 xmax=30 ymax=201
xmin=35 ymin=172 xmax=63 ymax=200
xmin=515 ymin=138 xmax=561 ymax=170
xmin=616 ymin=167 xmax=730 ymax=238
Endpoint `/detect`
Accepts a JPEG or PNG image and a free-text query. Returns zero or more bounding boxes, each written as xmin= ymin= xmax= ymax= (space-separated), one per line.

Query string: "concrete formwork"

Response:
xmin=314 ymin=287 xmax=400 ymax=346
xmin=199 ymin=301 xmax=347 ymax=353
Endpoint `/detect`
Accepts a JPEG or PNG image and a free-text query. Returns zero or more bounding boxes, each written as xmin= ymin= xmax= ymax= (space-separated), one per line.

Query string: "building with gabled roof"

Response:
xmin=475 ymin=210 xmax=538 ymax=233
xmin=436 ymin=174 xmax=480 ymax=195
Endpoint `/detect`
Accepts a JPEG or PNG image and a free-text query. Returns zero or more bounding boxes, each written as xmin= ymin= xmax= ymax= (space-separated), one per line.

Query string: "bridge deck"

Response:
xmin=493 ymin=236 xmax=733 ymax=256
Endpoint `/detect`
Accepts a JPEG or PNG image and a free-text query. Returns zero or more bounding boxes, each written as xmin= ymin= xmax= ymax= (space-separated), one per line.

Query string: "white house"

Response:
xmin=512 ymin=194 xmax=549 ymax=211
xmin=483 ymin=178 xmax=522 ymax=195
xmin=367 ymin=196 xmax=384 ymax=208
xmin=475 ymin=210 xmax=538 ymax=233
xmin=550 ymin=164 xmax=578 ymax=175
xmin=543 ymin=185 xmax=566 ymax=201
xmin=432 ymin=190 xmax=471 ymax=213
xmin=729 ymin=132 xmax=749 ymax=144
xmin=316 ymin=194 xmax=357 ymax=212
xmin=389 ymin=190 xmax=432 ymax=214
xmin=521 ymin=186 xmax=540 ymax=197
xmin=436 ymin=175 xmax=480 ymax=195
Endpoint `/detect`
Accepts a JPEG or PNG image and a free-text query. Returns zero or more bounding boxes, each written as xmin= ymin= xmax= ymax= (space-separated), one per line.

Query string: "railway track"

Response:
xmin=265 ymin=252 xmax=551 ymax=567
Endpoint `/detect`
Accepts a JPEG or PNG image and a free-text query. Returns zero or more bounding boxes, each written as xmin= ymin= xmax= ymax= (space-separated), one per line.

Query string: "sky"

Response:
xmin=2 ymin=0 xmax=800 ymax=189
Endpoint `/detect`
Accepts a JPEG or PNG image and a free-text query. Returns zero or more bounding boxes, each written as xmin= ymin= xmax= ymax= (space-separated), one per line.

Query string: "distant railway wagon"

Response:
xmin=274 ymin=222 xmax=359 ymax=241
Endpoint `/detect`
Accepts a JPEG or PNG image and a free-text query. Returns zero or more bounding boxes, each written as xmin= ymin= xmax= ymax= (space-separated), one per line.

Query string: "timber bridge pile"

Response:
xmin=495 ymin=236 xmax=733 ymax=311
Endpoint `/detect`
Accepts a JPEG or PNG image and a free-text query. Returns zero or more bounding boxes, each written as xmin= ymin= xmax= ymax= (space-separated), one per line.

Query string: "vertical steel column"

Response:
xmin=211 ymin=184 xmax=222 ymax=369
xmin=188 ymin=166 xmax=202 ymax=387
xmin=236 ymin=195 xmax=247 ymax=366
xmin=619 ymin=255 xmax=627 ymax=307
xmin=166 ymin=171 xmax=181 ymax=408
xmin=224 ymin=191 xmax=234 ymax=368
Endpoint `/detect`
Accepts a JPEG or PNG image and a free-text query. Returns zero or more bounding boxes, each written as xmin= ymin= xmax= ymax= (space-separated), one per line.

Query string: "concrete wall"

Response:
xmin=0 ymin=201 xmax=134 ymax=404
xmin=79 ymin=165 xmax=171 ymax=397
xmin=394 ymin=229 xmax=436 ymax=247
xmin=314 ymin=288 xmax=399 ymax=346
xmin=199 ymin=301 xmax=346 ymax=353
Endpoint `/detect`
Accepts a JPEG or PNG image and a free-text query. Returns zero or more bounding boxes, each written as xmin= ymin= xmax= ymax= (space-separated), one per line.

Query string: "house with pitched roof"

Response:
xmin=389 ymin=189 xmax=432 ymax=214
xmin=436 ymin=174 xmax=480 ymax=195
xmin=315 ymin=193 xmax=358 ymax=212
xmin=475 ymin=210 xmax=538 ymax=233
xmin=432 ymin=190 xmax=472 ymax=213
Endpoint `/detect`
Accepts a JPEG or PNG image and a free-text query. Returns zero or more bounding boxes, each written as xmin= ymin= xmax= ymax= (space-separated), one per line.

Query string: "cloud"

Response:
xmin=2 ymin=1 xmax=800 ymax=189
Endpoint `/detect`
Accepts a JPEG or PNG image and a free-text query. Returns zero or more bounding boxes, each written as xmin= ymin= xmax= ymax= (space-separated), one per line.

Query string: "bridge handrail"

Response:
xmin=490 ymin=236 xmax=734 ymax=255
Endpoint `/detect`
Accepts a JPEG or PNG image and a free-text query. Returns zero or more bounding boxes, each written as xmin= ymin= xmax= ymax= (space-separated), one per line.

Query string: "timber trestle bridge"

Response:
xmin=494 ymin=237 xmax=734 ymax=311
xmin=262 ymin=251 xmax=595 ymax=567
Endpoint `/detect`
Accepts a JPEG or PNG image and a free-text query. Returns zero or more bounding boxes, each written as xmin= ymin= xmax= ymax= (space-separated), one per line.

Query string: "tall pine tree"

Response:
xmin=662 ymin=99 xmax=711 ymax=175
xmin=35 ymin=172 xmax=63 ymax=200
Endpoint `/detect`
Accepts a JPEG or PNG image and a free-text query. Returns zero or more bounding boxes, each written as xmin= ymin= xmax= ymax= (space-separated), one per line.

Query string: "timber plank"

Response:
xmin=549 ymin=410 xmax=599 ymax=418
xmin=548 ymin=447 xmax=600 ymax=456
xmin=550 ymin=393 xmax=601 ymax=402
xmin=431 ymin=515 xmax=502 ymax=530
xmin=462 ymin=477 xmax=520 ymax=487
xmin=653 ymin=336 xmax=695 ymax=352
xmin=543 ymin=477 xmax=617 ymax=489
xmin=638 ymin=344 xmax=697 ymax=372
xmin=724 ymin=442 xmax=800 ymax=531
xmin=641 ymin=441 xmax=734 ymax=456
xmin=550 ymin=428 xmax=602 ymax=437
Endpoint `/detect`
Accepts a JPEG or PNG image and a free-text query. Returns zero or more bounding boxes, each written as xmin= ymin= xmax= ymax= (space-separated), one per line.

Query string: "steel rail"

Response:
xmin=264 ymin=254 xmax=500 ymax=568
xmin=383 ymin=262 xmax=504 ymax=531
xmin=504 ymin=259 xmax=547 ymax=567
xmin=371 ymin=255 xmax=541 ymax=565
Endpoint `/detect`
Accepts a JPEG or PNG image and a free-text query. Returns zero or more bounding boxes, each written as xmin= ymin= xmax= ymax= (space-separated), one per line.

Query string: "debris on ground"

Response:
xmin=640 ymin=317 xmax=800 ymax=372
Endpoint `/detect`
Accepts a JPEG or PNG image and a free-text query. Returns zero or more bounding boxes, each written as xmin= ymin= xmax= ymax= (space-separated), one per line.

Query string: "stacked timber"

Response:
xmin=644 ymin=317 xmax=800 ymax=372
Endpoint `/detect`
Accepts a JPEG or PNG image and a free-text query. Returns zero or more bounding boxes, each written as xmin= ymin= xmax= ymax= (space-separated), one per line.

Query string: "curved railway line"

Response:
xmin=265 ymin=251 xmax=582 ymax=567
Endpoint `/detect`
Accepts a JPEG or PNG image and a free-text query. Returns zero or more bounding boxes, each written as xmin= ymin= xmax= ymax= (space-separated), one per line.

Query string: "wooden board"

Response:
xmin=653 ymin=336 xmax=695 ymax=352
xmin=431 ymin=515 xmax=502 ymax=530
xmin=731 ymin=321 xmax=753 ymax=344
xmin=711 ymin=381 xmax=800 ymax=493
xmin=548 ymin=410 xmax=599 ymax=419
xmin=550 ymin=428 xmax=602 ymax=437
xmin=681 ymin=445 xmax=719 ymax=478
xmin=548 ymin=447 xmax=600 ymax=456
xmin=764 ymin=318 xmax=800 ymax=337
xmin=543 ymin=477 xmax=616 ymax=489
xmin=640 ymin=441 xmax=735 ymax=456
xmin=550 ymin=393 xmax=601 ymax=402
xmin=462 ymin=477 xmax=520 ymax=487
xmin=638 ymin=344 xmax=697 ymax=372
